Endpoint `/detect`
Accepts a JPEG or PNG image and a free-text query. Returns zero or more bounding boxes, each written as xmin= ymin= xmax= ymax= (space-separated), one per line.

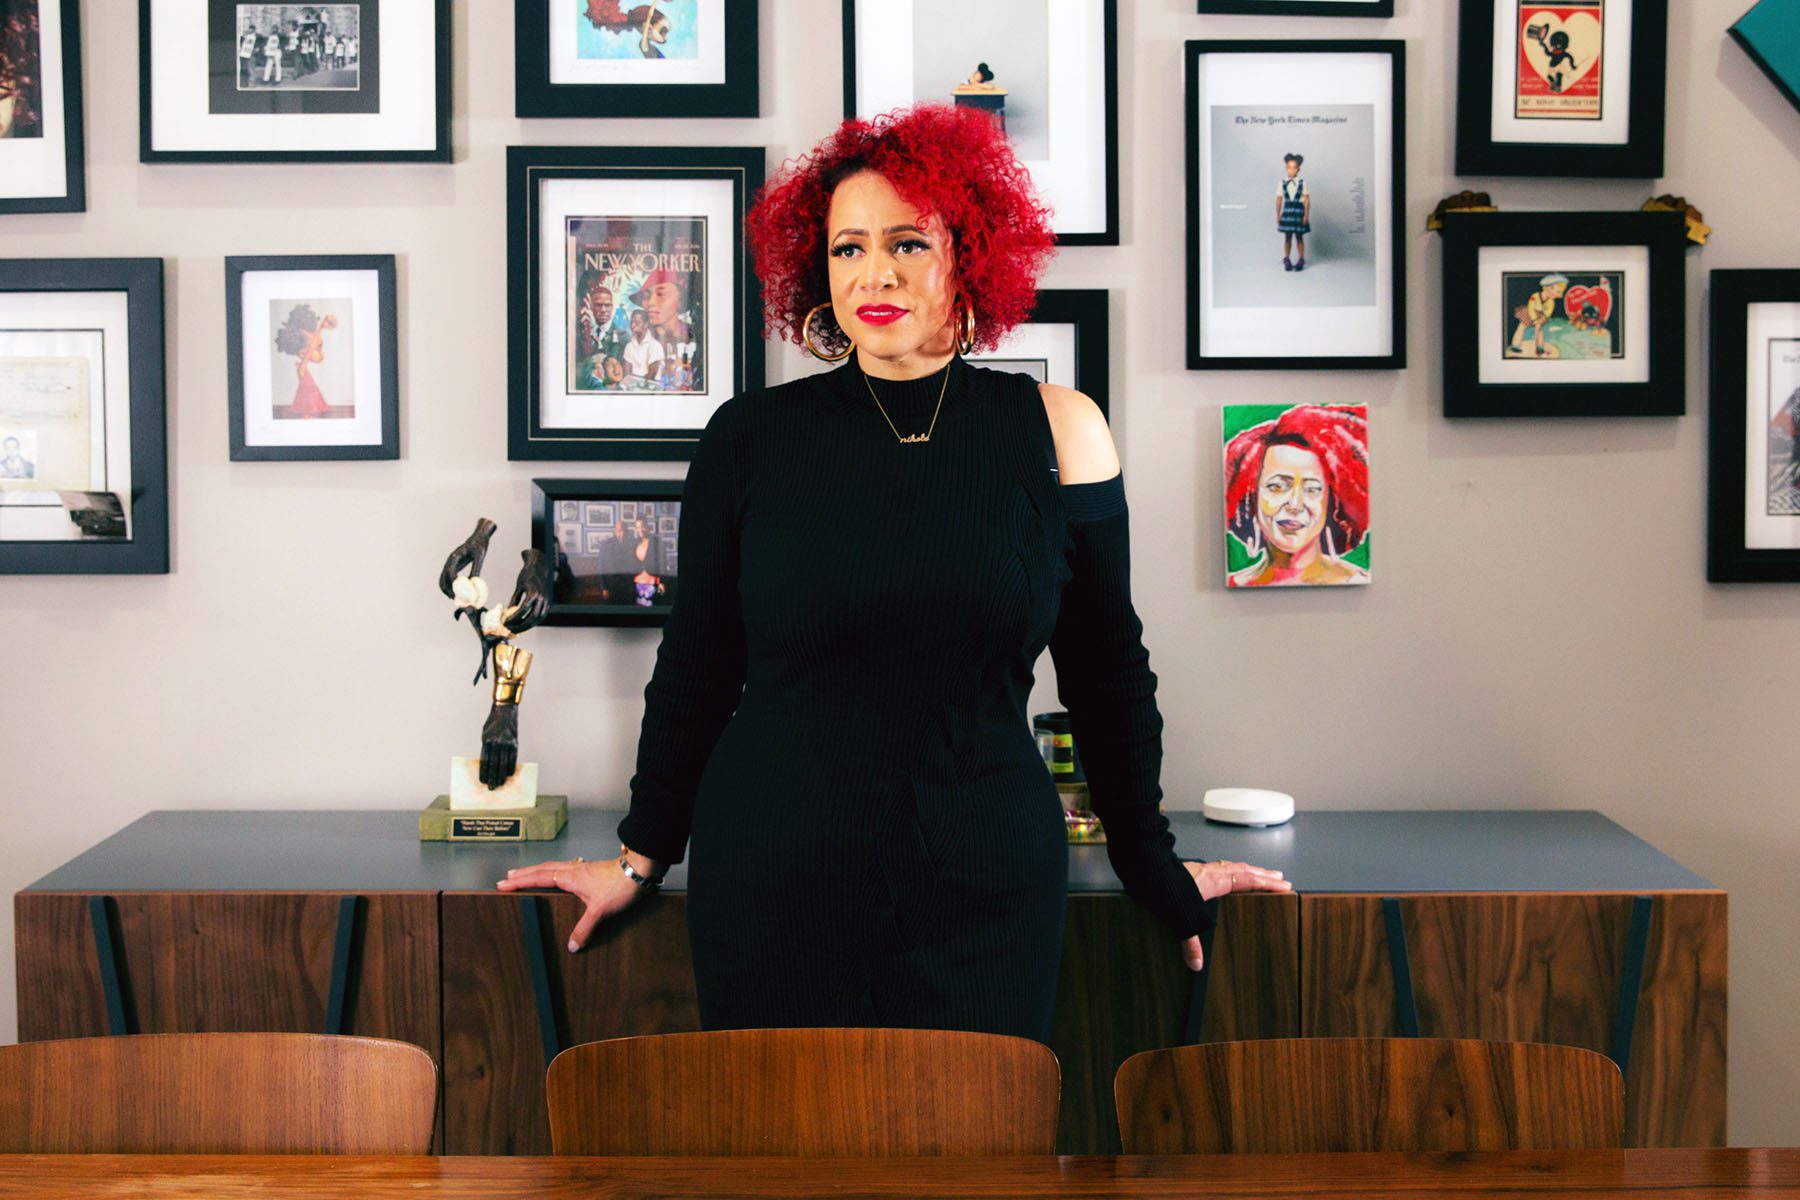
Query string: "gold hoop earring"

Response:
xmin=802 ymin=303 xmax=852 ymax=362
xmin=955 ymin=300 xmax=976 ymax=356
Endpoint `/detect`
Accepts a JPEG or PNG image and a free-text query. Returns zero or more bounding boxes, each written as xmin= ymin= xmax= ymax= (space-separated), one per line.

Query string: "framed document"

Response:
xmin=507 ymin=144 xmax=765 ymax=461
xmin=515 ymin=0 xmax=758 ymax=118
xmin=225 ymin=254 xmax=400 ymax=461
xmin=139 ymin=0 xmax=451 ymax=162
xmin=0 ymin=258 xmax=168 ymax=575
xmin=0 ymin=0 xmax=85 ymax=213
xmin=1707 ymin=270 xmax=1800 ymax=582
xmin=844 ymin=0 xmax=1119 ymax=246
xmin=1439 ymin=210 xmax=1685 ymax=418
xmin=1185 ymin=39 xmax=1406 ymax=370
xmin=1455 ymin=0 xmax=1668 ymax=177
xmin=964 ymin=288 xmax=1110 ymax=419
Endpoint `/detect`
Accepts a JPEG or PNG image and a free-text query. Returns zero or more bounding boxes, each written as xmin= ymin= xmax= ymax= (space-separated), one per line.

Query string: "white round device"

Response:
xmin=1202 ymin=787 xmax=1296 ymax=827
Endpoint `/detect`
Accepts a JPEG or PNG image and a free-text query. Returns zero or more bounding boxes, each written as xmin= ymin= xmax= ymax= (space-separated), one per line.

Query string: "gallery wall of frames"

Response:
xmin=4 ymin=0 xmax=1800 ymax=1144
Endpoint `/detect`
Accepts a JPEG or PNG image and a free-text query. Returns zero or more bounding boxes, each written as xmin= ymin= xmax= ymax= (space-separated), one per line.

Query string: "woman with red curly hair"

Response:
xmin=1225 ymin=405 xmax=1369 ymax=587
xmin=502 ymin=105 xmax=1288 ymax=1043
xmin=0 ymin=0 xmax=43 ymax=140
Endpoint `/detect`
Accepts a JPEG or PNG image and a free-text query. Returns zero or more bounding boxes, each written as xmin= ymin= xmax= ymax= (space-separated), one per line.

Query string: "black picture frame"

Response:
xmin=1707 ymin=269 xmax=1800 ymax=582
xmin=507 ymin=144 xmax=765 ymax=462
xmin=1454 ymin=0 xmax=1667 ymax=178
xmin=138 ymin=0 xmax=452 ymax=163
xmin=1198 ymin=0 xmax=1393 ymax=15
xmin=842 ymin=0 xmax=1119 ymax=246
xmin=515 ymin=0 xmax=759 ymax=118
xmin=0 ymin=0 xmax=86 ymax=214
xmin=1440 ymin=210 xmax=1685 ymax=418
xmin=967 ymin=288 xmax=1111 ymax=420
xmin=532 ymin=477 xmax=687 ymax=626
xmin=1184 ymin=39 xmax=1407 ymax=371
xmin=224 ymin=254 xmax=400 ymax=462
xmin=0 ymin=257 xmax=168 ymax=575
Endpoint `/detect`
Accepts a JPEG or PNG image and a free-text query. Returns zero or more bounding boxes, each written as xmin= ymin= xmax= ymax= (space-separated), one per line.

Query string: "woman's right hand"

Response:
xmin=495 ymin=854 xmax=648 ymax=952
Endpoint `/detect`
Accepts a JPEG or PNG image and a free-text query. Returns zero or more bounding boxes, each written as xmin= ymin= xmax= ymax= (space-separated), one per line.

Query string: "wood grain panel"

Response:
xmin=14 ymin=894 xmax=111 ymax=1041
xmin=1300 ymin=892 xmax=1727 ymax=1147
xmin=440 ymin=892 xmax=700 ymax=1156
xmin=1052 ymin=892 xmax=1299 ymax=1155
xmin=1115 ymin=1037 xmax=1624 ymax=1154
xmin=546 ymin=1028 xmax=1059 ymax=1155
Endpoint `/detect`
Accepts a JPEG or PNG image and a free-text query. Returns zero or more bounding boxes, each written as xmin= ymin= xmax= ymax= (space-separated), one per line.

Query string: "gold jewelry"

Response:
xmin=862 ymin=363 xmax=950 ymax=445
xmin=955 ymin=299 xmax=976 ymax=356
xmin=802 ymin=302 xmax=852 ymax=361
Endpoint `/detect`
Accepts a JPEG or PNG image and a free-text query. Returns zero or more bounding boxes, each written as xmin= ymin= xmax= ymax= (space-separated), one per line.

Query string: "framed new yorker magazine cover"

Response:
xmin=516 ymin=0 xmax=758 ymax=118
xmin=1185 ymin=39 xmax=1406 ymax=371
xmin=1455 ymin=0 xmax=1668 ymax=177
xmin=139 ymin=0 xmax=451 ymax=162
xmin=1440 ymin=210 xmax=1685 ymax=418
xmin=0 ymin=0 xmax=85 ymax=213
xmin=507 ymin=144 xmax=764 ymax=461
xmin=1708 ymin=270 xmax=1800 ymax=582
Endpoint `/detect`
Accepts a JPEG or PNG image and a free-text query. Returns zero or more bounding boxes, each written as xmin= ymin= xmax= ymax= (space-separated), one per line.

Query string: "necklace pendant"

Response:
xmin=898 ymin=432 xmax=930 ymax=444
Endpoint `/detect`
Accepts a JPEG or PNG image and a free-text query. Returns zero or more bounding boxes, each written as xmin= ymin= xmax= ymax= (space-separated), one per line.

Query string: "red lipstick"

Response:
xmin=856 ymin=304 xmax=908 ymax=326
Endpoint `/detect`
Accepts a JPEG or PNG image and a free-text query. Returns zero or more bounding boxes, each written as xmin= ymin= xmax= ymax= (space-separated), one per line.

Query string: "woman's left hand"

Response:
xmin=1178 ymin=860 xmax=1293 ymax=971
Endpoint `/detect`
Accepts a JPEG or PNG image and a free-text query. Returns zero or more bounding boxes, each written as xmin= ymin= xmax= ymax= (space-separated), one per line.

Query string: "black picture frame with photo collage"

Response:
xmin=531 ymin=477 xmax=687 ymax=625
xmin=0 ymin=257 xmax=168 ymax=575
xmin=1439 ymin=210 xmax=1686 ymax=418
xmin=0 ymin=0 xmax=86 ymax=214
xmin=1454 ymin=0 xmax=1668 ymax=177
xmin=515 ymin=0 xmax=759 ymax=118
xmin=1707 ymin=269 xmax=1800 ymax=582
xmin=224 ymin=254 xmax=400 ymax=462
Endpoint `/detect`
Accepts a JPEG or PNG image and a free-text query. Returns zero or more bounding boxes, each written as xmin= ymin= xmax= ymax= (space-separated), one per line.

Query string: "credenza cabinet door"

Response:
xmin=440 ymin=891 xmax=701 ymax=1155
xmin=1052 ymin=892 xmax=1300 ymax=1154
xmin=1299 ymin=892 xmax=1726 ymax=1148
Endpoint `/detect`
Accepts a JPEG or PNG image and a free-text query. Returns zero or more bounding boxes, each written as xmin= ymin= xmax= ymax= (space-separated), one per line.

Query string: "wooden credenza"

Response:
xmin=14 ymin=809 xmax=1725 ymax=1154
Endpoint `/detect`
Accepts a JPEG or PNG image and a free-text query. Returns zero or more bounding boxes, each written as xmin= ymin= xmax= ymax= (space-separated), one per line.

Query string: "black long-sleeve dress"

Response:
xmin=618 ymin=353 xmax=1210 ymax=1045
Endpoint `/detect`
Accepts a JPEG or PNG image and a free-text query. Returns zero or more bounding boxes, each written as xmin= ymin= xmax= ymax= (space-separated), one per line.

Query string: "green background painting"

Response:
xmin=1222 ymin=404 xmax=1372 ymax=573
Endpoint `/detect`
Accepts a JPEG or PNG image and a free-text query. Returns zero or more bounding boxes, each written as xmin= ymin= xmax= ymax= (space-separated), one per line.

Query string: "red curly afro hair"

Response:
xmin=1224 ymin=405 xmax=1370 ymax=558
xmin=745 ymin=104 xmax=1056 ymax=357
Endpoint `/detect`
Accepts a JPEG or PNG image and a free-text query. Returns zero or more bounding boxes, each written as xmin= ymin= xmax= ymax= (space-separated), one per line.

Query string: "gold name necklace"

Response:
xmin=862 ymin=362 xmax=949 ymax=444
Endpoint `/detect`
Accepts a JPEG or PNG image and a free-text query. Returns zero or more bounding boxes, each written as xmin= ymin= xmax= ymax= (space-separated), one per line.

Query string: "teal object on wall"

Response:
xmin=1731 ymin=0 xmax=1800 ymax=113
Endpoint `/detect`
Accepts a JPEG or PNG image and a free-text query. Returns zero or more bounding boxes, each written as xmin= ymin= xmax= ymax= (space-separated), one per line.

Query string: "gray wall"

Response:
xmin=3 ymin=0 xmax=1796 ymax=1144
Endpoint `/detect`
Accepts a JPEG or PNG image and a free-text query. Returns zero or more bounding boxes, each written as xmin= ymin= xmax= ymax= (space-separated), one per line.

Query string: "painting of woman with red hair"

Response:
xmin=1224 ymin=403 xmax=1370 ymax=587
xmin=0 ymin=0 xmax=43 ymax=140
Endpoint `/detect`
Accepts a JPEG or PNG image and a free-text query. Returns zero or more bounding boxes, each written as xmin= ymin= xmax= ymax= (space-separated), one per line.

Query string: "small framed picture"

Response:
xmin=515 ymin=0 xmax=758 ymax=118
xmin=139 ymin=0 xmax=451 ymax=163
xmin=507 ymin=144 xmax=764 ymax=462
xmin=965 ymin=288 xmax=1110 ymax=419
xmin=1455 ymin=0 xmax=1668 ymax=177
xmin=1185 ymin=39 xmax=1406 ymax=370
xmin=843 ymin=0 xmax=1119 ymax=246
xmin=1440 ymin=210 xmax=1685 ymax=418
xmin=1 ymin=0 xmax=85 ymax=213
xmin=1198 ymin=1 xmax=1393 ymax=14
xmin=225 ymin=255 xmax=399 ymax=461
xmin=0 ymin=258 xmax=168 ymax=575
xmin=1707 ymin=270 xmax=1800 ymax=582
xmin=1223 ymin=402 xmax=1369 ymax=588
xmin=531 ymin=478 xmax=685 ymax=625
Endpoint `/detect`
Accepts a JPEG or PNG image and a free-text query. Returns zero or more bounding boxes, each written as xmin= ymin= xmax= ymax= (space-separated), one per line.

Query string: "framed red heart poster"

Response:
xmin=1440 ymin=210 xmax=1686 ymax=418
xmin=1456 ymin=0 xmax=1666 ymax=177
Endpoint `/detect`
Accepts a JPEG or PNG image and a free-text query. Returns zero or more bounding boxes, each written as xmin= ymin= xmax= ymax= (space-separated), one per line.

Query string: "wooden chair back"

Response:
xmin=546 ymin=1027 xmax=1060 ymax=1156
xmin=0 ymin=1033 xmax=438 ymax=1154
xmin=1115 ymin=1037 xmax=1624 ymax=1154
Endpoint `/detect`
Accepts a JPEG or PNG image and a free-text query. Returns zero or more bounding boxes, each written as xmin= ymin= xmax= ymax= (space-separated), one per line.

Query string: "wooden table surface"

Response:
xmin=0 ymin=1149 xmax=1795 ymax=1198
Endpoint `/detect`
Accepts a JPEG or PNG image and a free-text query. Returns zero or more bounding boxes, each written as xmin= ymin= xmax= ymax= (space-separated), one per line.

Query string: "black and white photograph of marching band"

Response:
xmin=209 ymin=1 xmax=380 ymax=114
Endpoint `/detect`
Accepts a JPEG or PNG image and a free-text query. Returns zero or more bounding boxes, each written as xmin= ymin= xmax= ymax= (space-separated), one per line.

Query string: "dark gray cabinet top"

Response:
xmin=24 ymin=808 xmax=1715 ymax=894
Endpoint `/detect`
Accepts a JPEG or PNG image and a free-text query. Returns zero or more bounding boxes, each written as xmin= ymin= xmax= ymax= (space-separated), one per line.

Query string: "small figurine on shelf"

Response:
xmin=436 ymin=518 xmax=554 ymax=792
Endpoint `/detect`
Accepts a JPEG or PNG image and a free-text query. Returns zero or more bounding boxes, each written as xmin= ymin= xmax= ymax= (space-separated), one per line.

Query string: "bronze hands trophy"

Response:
xmin=420 ymin=518 xmax=570 ymax=841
